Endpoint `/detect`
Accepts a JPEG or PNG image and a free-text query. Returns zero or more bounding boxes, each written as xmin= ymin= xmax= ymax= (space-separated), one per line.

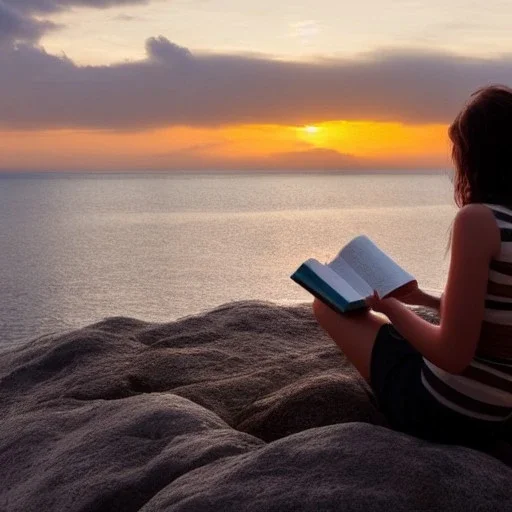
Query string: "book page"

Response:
xmin=338 ymin=236 xmax=416 ymax=297
xmin=304 ymin=259 xmax=364 ymax=303
xmin=328 ymin=257 xmax=373 ymax=298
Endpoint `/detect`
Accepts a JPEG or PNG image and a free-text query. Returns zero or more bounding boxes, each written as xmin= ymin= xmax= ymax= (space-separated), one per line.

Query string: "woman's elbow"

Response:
xmin=437 ymin=347 xmax=475 ymax=374
xmin=431 ymin=330 xmax=477 ymax=374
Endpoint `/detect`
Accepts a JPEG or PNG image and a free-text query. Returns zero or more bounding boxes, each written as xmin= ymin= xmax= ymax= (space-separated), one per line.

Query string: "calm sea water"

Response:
xmin=0 ymin=172 xmax=455 ymax=346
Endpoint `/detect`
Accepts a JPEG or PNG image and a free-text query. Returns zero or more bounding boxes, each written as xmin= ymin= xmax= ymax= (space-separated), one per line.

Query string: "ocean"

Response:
xmin=0 ymin=172 xmax=455 ymax=346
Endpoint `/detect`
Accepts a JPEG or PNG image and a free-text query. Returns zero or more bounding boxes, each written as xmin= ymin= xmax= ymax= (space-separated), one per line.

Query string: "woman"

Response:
xmin=313 ymin=85 xmax=512 ymax=447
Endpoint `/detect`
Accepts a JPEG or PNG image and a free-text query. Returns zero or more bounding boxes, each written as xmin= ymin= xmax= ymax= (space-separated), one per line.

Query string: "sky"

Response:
xmin=1 ymin=0 xmax=512 ymax=171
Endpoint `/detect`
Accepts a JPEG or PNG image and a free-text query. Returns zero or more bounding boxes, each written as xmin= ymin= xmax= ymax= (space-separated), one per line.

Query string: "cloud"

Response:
xmin=1 ymin=36 xmax=512 ymax=131
xmin=289 ymin=20 xmax=321 ymax=44
xmin=0 ymin=1 xmax=57 ymax=45
xmin=146 ymin=36 xmax=192 ymax=63
xmin=4 ymin=1 xmax=149 ymax=14
xmin=111 ymin=13 xmax=137 ymax=21
xmin=0 ymin=1 xmax=151 ymax=45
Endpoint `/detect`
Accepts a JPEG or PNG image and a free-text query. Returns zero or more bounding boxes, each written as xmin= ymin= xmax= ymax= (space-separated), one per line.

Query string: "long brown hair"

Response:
xmin=449 ymin=85 xmax=512 ymax=208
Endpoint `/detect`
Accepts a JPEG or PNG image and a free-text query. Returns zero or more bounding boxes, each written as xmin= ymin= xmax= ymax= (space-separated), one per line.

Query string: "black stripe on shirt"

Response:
xmin=475 ymin=354 xmax=512 ymax=371
xmin=491 ymin=208 xmax=512 ymax=225
xmin=462 ymin=365 xmax=512 ymax=393
xmin=422 ymin=363 xmax=511 ymax=418
xmin=487 ymin=280 xmax=512 ymax=298
xmin=478 ymin=323 xmax=512 ymax=361
xmin=485 ymin=299 xmax=512 ymax=310
xmin=488 ymin=207 xmax=512 ymax=239
xmin=500 ymin=228 xmax=512 ymax=242
xmin=490 ymin=259 xmax=512 ymax=276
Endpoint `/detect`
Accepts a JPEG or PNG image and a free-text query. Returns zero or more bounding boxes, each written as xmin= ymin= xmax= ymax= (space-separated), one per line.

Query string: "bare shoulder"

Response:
xmin=455 ymin=203 xmax=496 ymax=224
xmin=453 ymin=204 xmax=500 ymax=255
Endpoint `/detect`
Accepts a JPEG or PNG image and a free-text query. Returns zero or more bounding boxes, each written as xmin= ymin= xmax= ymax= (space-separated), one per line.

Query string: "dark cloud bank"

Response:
xmin=1 ymin=0 xmax=512 ymax=130
xmin=3 ymin=0 xmax=147 ymax=15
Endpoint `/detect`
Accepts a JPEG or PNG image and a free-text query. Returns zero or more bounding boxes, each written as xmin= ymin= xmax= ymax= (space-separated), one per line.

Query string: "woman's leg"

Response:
xmin=312 ymin=298 xmax=387 ymax=383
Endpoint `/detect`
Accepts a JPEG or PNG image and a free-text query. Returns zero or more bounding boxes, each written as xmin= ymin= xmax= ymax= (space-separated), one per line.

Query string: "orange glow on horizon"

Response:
xmin=0 ymin=120 xmax=451 ymax=171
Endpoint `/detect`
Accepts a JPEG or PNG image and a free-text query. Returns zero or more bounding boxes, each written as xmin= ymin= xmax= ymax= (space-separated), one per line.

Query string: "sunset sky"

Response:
xmin=2 ymin=0 xmax=512 ymax=171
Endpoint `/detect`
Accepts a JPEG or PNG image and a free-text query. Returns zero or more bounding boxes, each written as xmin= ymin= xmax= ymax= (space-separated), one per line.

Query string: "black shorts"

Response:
xmin=370 ymin=323 xmax=502 ymax=448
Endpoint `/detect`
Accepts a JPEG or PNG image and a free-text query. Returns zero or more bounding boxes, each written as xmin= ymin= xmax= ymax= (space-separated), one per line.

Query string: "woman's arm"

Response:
xmin=399 ymin=288 xmax=442 ymax=311
xmin=367 ymin=204 xmax=501 ymax=374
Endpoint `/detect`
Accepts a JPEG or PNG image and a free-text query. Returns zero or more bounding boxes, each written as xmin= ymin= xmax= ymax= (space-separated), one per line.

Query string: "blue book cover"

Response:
xmin=291 ymin=260 xmax=367 ymax=314
xmin=290 ymin=236 xmax=417 ymax=314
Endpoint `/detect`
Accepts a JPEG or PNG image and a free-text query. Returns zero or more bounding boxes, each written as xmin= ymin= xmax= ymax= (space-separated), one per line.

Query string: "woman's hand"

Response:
xmin=365 ymin=290 xmax=398 ymax=316
xmin=398 ymin=287 xmax=423 ymax=305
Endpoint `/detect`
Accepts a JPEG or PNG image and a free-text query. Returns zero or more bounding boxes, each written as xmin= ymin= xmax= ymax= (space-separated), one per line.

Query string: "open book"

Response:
xmin=291 ymin=235 xmax=417 ymax=314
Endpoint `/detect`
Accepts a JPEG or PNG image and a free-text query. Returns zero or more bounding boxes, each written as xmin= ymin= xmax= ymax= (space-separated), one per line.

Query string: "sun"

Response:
xmin=304 ymin=125 xmax=320 ymax=134
xmin=296 ymin=124 xmax=327 ymax=146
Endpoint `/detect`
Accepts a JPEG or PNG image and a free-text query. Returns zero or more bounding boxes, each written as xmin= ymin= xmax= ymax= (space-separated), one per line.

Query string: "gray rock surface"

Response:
xmin=143 ymin=422 xmax=512 ymax=512
xmin=0 ymin=301 xmax=510 ymax=512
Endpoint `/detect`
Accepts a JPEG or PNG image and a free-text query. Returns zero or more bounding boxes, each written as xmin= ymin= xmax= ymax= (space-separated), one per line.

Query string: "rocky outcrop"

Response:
xmin=0 ymin=302 xmax=510 ymax=511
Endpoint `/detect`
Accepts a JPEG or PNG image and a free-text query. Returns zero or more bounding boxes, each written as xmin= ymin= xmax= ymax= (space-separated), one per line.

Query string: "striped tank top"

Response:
xmin=421 ymin=204 xmax=512 ymax=422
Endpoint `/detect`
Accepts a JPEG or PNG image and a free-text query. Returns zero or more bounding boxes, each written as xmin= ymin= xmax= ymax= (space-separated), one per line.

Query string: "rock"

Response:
xmin=0 ymin=394 xmax=261 ymax=512
xmin=0 ymin=301 xmax=510 ymax=511
xmin=142 ymin=423 xmax=512 ymax=512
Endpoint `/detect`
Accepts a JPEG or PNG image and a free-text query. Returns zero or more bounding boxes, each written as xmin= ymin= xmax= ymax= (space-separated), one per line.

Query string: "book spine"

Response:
xmin=291 ymin=264 xmax=366 ymax=314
